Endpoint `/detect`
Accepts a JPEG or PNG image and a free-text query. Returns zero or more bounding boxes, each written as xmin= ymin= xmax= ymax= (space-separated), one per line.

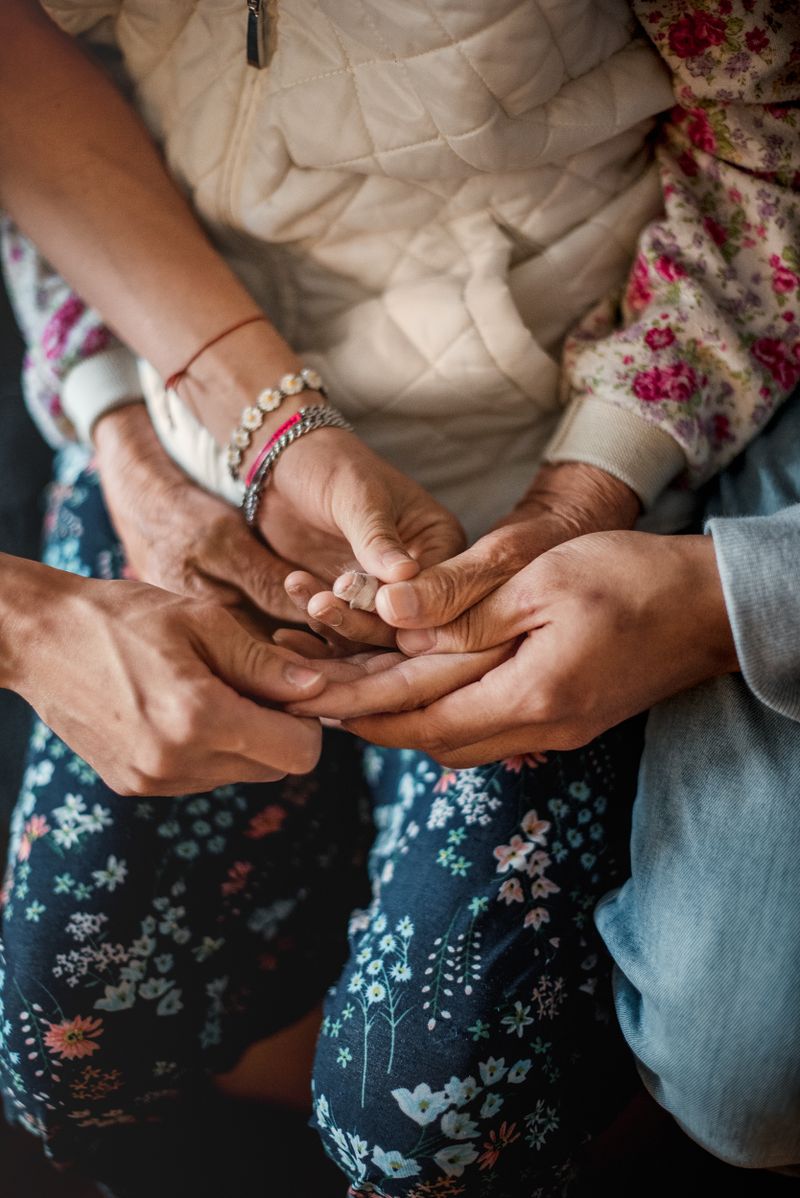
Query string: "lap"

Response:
xmin=0 ymin=454 xmax=371 ymax=1164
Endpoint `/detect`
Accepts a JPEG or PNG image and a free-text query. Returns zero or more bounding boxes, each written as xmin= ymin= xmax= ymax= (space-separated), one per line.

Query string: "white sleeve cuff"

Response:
xmin=543 ymin=397 xmax=686 ymax=508
xmin=137 ymin=359 xmax=244 ymax=507
xmin=61 ymin=346 xmax=143 ymax=443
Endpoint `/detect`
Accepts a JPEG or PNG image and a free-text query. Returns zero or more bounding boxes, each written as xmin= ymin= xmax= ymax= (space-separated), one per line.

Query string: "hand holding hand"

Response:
xmin=269 ymin=428 xmax=466 ymax=648
xmin=300 ymin=462 xmax=639 ymax=649
xmin=300 ymin=530 xmax=738 ymax=766
xmin=2 ymin=557 xmax=328 ymax=795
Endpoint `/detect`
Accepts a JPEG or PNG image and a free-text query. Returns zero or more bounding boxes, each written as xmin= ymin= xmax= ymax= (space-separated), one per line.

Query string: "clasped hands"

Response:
xmin=284 ymin=461 xmax=738 ymax=766
xmin=96 ymin=403 xmax=737 ymax=788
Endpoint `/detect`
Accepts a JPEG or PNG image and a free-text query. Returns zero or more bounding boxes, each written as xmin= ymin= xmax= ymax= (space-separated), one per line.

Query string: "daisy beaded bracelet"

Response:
xmin=225 ymin=366 xmax=325 ymax=480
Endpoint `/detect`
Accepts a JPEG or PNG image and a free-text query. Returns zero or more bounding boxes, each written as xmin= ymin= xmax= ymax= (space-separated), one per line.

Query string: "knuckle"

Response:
xmin=433 ymin=749 xmax=466 ymax=769
xmin=480 ymin=527 xmax=519 ymax=574
xmin=108 ymin=773 xmax=139 ymax=798
xmin=167 ymin=694 xmax=209 ymax=749
xmin=136 ymin=743 xmax=175 ymax=785
xmin=234 ymin=633 xmax=267 ymax=683
xmin=526 ymin=682 xmax=566 ymax=725
xmin=427 ymin=566 xmax=462 ymax=619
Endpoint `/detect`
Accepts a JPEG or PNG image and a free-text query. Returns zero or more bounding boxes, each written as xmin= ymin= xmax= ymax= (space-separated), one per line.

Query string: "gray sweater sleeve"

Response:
xmin=708 ymin=504 xmax=800 ymax=723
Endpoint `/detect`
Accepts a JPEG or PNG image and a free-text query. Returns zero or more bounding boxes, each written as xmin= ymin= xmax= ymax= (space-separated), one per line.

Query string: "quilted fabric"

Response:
xmin=43 ymin=0 xmax=674 ymax=536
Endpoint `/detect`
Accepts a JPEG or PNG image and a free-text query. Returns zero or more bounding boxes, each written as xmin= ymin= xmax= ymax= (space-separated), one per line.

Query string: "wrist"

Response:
xmin=0 ymin=554 xmax=78 ymax=695
xmin=93 ymin=399 xmax=149 ymax=456
xmin=94 ymin=401 xmax=185 ymax=500
xmin=525 ymin=462 xmax=641 ymax=533
xmin=176 ymin=322 xmax=325 ymax=476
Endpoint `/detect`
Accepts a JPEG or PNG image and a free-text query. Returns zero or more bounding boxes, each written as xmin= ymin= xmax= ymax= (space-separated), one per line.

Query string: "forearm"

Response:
xmin=0 ymin=0 xmax=296 ymax=420
xmin=0 ymin=552 xmax=77 ymax=696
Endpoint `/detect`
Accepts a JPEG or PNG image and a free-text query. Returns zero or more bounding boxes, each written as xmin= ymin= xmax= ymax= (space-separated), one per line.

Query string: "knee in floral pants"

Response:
xmin=311 ymin=738 xmax=643 ymax=1198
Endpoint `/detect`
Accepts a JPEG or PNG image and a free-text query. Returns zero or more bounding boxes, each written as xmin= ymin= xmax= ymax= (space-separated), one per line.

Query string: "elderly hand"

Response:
xmin=298 ymin=462 xmax=639 ymax=648
xmin=292 ymin=529 xmax=739 ymax=766
xmin=271 ymin=428 xmax=466 ymax=649
xmin=95 ymin=403 xmax=311 ymax=630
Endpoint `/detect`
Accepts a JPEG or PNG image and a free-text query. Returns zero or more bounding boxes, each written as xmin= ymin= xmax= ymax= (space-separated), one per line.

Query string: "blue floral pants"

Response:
xmin=0 ymin=450 xmax=644 ymax=1197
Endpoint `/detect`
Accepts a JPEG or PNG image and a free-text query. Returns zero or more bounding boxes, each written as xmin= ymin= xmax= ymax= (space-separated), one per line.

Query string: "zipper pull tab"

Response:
xmin=246 ymin=0 xmax=268 ymax=69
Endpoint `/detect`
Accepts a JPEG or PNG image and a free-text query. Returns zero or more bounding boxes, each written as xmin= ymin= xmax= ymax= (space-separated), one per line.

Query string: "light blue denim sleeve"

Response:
xmin=708 ymin=503 xmax=800 ymax=724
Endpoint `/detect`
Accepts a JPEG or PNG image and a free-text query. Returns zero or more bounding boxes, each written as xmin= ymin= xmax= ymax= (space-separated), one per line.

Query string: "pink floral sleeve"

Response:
xmin=1 ymin=218 xmax=116 ymax=448
xmin=563 ymin=0 xmax=800 ymax=488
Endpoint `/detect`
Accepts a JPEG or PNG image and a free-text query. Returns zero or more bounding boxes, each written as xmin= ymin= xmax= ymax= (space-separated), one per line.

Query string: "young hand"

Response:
xmin=304 ymin=530 xmax=738 ymax=766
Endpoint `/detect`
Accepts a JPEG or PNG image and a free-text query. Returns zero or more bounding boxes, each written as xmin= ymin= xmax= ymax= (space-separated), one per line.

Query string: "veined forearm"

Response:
xmin=0 ymin=552 xmax=77 ymax=696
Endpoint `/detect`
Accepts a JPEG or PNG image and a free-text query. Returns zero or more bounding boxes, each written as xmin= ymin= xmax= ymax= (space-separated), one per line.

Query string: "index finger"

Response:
xmin=289 ymin=645 xmax=510 ymax=719
xmin=340 ymin=650 xmax=533 ymax=752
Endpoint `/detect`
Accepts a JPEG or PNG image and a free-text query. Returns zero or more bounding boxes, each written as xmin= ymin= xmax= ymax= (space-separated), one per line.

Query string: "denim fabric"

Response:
xmin=596 ymin=388 xmax=800 ymax=1169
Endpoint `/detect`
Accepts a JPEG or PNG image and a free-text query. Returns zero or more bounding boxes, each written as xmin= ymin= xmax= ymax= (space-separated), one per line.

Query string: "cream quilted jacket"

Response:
xmin=44 ymin=0 xmax=681 ymax=536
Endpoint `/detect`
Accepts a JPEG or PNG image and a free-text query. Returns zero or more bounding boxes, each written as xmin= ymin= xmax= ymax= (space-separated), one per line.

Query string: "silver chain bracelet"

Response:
xmin=242 ymin=404 xmax=353 ymax=526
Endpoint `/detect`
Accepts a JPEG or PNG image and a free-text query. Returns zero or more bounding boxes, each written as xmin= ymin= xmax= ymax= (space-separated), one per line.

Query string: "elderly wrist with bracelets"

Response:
xmin=164 ymin=313 xmax=352 ymax=525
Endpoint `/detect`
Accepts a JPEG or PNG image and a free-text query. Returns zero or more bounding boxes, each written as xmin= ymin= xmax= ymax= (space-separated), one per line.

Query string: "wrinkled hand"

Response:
xmin=292 ymin=530 xmax=739 ymax=766
xmin=268 ymin=428 xmax=465 ymax=648
xmin=95 ymin=403 xmax=307 ymax=630
xmin=10 ymin=559 xmax=328 ymax=795
xmin=300 ymin=462 xmax=639 ymax=649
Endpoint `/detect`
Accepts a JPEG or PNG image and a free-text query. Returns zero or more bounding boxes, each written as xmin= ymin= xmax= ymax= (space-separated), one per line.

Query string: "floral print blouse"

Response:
xmin=2 ymin=0 xmax=799 ymax=496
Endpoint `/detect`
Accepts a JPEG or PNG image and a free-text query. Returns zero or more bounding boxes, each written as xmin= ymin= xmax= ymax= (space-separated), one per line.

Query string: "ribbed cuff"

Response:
xmin=61 ymin=346 xmax=143 ymax=444
xmin=543 ymin=398 xmax=686 ymax=508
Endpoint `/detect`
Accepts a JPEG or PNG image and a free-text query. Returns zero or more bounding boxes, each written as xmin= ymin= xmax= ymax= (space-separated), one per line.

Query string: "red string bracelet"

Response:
xmin=164 ymin=314 xmax=267 ymax=392
xmin=244 ymin=410 xmax=304 ymax=488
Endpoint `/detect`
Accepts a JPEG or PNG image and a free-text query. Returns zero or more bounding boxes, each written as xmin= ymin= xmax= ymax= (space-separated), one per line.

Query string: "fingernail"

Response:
xmin=397 ymin=628 xmax=435 ymax=654
xmin=283 ymin=663 xmax=323 ymax=689
xmin=383 ymin=582 xmax=418 ymax=621
xmin=381 ymin=549 xmax=413 ymax=571
xmin=320 ymin=717 xmax=343 ymax=729
xmin=333 ymin=574 xmax=358 ymax=602
xmin=315 ymin=605 xmax=343 ymax=628
xmin=287 ymin=584 xmax=311 ymax=606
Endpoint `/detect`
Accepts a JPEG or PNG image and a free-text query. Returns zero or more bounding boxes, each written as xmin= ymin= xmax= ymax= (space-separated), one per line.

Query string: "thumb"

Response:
xmin=376 ymin=528 xmax=524 ymax=633
xmin=393 ymin=568 xmax=537 ymax=655
xmin=203 ymin=622 xmax=327 ymax=702
xmin=337 ymin=496 xmax=419 ymax=583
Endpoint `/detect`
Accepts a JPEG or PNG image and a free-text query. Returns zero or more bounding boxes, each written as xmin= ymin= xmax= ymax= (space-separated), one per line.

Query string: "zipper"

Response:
xmin=246 ymin=0 xmax=267 ymax=68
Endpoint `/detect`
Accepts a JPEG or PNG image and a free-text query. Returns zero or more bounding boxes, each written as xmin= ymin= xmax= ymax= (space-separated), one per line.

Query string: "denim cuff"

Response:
xmin=708 ymin=503 xmax=800 ymax=723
